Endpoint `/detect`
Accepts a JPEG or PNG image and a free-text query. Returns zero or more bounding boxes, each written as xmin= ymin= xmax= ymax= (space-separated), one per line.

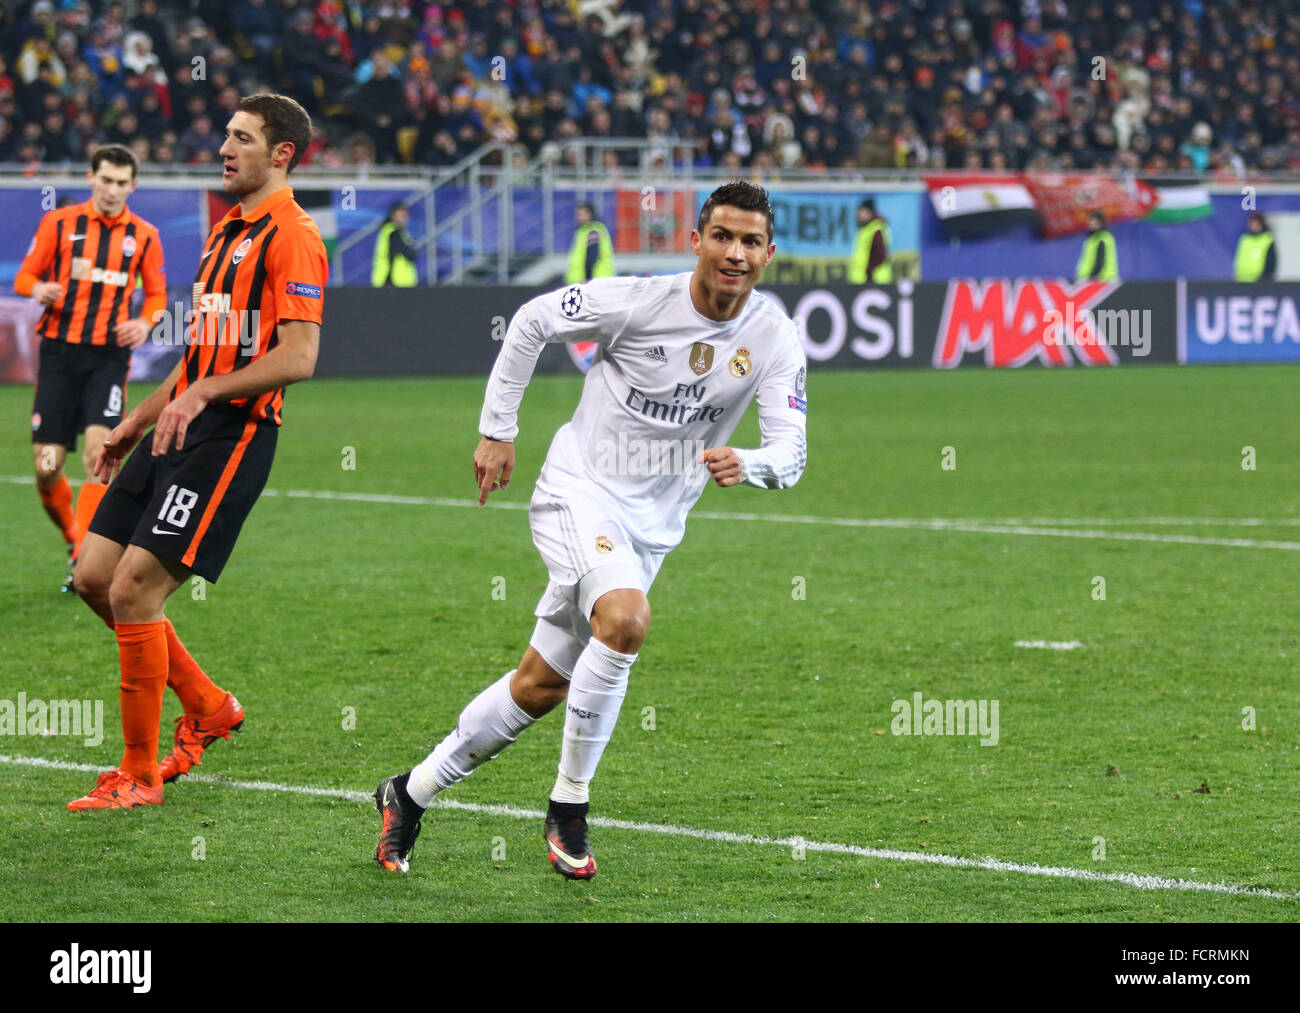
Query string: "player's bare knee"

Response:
xmin=33 ymin=448 xmax=63 ymax=488
xmin=107 ymin=567 xmax=161 ymax=619
xmin=75 ymin=566 xmax=110 ymax=604
xmin=592 ymin=599 xmax=650 ymax=654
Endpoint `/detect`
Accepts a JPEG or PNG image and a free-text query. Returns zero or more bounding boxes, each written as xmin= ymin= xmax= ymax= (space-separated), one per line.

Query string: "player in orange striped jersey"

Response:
xmin=15 ymin=145 xmax=166 ymax=579
xmin=68 ymin=95 xmax=327 ymax=810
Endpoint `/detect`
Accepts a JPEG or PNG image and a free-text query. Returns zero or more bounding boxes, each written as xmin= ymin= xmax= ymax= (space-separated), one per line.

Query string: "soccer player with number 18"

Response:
xmin=67 ymin=94 xmax=327 ymax=811
xmin=375 ymin=181 xmax=808 ymax=879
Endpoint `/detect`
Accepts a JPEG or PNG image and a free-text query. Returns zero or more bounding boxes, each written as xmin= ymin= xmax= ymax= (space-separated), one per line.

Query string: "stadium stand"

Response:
xmin=0 ymin=0 xmax=1297 ymax=175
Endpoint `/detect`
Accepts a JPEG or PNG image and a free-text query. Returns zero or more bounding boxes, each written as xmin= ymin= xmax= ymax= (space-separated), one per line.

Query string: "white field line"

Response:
xmin=3 ymin=475 xmax=1298 ymax=549
xmin=1016 ymin=640 xmax=1084 ymax=650
xmin=2 ymin=752 xmax=1294 ymax=902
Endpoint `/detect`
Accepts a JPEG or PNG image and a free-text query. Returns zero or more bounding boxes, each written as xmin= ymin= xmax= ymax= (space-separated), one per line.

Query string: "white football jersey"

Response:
xmin=480 ymin=272 xmax=808 ymax=552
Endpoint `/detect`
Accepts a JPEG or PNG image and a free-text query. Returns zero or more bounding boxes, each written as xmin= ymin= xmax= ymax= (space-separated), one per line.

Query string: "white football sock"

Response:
xmin=407 ymin=670 xmax=535 ymax=808
xmin=551 ymin=639 xmax=637 ymax=804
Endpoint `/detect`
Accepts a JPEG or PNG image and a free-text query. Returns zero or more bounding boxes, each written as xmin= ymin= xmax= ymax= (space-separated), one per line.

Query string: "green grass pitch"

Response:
xmin=0 ymin=364 xmax=1296 ymax=921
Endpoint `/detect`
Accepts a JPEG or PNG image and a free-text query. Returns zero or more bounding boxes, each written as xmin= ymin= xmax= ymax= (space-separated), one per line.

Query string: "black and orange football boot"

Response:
xmin=374 ymin=772 xmax=424 ymax=873
xmin=544 ymin=799 xmax=597 ymax=880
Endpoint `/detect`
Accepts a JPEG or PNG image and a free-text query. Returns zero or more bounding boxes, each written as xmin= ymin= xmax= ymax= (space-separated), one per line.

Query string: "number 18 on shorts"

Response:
xmin=153 ymin=484 xmax=198 ymax=536
xmin=89 ymin=409 xmax=278 ymax=583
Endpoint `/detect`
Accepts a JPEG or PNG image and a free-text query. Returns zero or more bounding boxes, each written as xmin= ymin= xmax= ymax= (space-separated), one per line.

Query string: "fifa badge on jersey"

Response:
xmin=231 ymin=238 xmax=253 ymax=265
xmin=121 ymin=235 xmax=136 ymax=258
xmin=595 ymin=535 xmax=613 ymax=554
xmin=689 ymin=342 xmax=714 ymax=376
xmin=729 ymin=347 xmax=751 ymax=378
xmin=560 ymin=286 xmax=583 ymax=317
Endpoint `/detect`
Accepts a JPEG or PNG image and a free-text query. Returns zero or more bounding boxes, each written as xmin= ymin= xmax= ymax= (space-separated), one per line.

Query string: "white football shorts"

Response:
xmin=527 ymin=487 xmax=665 ymax=678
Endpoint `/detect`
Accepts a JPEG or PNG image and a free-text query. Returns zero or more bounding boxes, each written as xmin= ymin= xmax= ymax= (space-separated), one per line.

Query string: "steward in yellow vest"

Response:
xmin=1234 ymin=213 xmax=1276 ymax=281
xmin=372 ymin=202 xmax=418 ymax=287
xmin=1075 ymin=211 xmax=1118 ymax=282
xmin=848 ymin=198 xmax=892 ymax=282
xmin=565 ymin=202 xmax=615 ymax=283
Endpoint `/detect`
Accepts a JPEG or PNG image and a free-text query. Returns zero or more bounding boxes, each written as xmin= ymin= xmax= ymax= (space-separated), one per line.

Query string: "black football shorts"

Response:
xmin=89 ymin=405 xmax=278 ymax=582
xmin=31 ymin=338 xmax=129 ymax=450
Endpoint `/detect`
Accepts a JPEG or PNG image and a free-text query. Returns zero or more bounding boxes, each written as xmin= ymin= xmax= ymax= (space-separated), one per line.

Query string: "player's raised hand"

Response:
xmin=699 ymin=447 xmax=742 ymax=487
xmin=152 ymin=385 xmax=209 ymax=456
xmin=94 ymin=417 xmax=143 ymax=483
xmin=474 ymin=436 xmax=515 ymax=505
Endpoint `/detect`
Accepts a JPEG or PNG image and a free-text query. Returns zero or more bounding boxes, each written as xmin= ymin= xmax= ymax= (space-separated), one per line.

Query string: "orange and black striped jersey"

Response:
xmin=172 ymin=187 xmax=328 ymax=426
xmin=16 ymin=199 xmax=167 ymax=346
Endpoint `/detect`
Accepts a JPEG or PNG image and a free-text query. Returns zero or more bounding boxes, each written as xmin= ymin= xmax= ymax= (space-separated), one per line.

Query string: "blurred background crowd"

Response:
xmin=1 ymin=0 xmax=1297 ymax=175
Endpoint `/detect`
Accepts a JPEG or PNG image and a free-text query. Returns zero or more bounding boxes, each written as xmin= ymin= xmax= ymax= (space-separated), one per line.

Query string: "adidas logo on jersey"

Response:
xmin=644 ymin=345 xmax=668 ymax=362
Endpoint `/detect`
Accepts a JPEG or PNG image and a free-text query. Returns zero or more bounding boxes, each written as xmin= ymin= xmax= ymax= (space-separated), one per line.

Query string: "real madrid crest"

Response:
xmin=689 ymin=342 xmax=714 ymax=376
xmin=728 ymin=347 xmax=751 ymax=378
xmin=595 ymin=535 xmax=613 ymax=554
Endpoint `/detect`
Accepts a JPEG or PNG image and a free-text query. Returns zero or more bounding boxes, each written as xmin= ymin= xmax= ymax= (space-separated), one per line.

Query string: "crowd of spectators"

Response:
xmin=1 ymin=0 xmax=1297 ymax=176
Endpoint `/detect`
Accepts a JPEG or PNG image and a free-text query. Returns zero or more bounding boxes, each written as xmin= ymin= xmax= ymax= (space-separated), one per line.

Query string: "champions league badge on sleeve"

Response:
xmin=561 ymin=286 xmax=583 ymax=317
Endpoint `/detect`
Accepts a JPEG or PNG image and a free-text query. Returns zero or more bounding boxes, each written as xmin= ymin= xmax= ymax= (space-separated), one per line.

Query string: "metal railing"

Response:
xmin=331 ymin=141 xmax=520 ymax=284
xmin=6 ymin=141 xmax=1297 ymax=287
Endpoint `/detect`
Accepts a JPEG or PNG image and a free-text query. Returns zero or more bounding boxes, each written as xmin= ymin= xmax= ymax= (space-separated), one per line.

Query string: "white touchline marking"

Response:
xmin=2 ymin=475 xmax=1298 ymax=549
xmin=5 ymin=752 xmax=1296 ymax=902
xmin=949 ymin=517 xmax=1300 ymax=527
xmin=1016 ymin=640 xmax=1083 ymax=650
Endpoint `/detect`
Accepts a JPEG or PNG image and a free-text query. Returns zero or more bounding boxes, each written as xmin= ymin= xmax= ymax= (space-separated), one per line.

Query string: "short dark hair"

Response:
xmin=236 ymin=93 xmax=312 ymax=171
xmin=698 ymin=180 xmax=774 ymax=242
xmin=859 ymin=198 xmax=876 ymax=212
xmin=578 ymin=201 xmax=597 ymax=218
xmin=90 ymin=143 xmax=138 ymax=179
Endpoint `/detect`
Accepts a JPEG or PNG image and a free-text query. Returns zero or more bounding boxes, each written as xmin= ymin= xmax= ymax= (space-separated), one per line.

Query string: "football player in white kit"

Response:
xmin=375 ymin=182 xmax=808 ymax=878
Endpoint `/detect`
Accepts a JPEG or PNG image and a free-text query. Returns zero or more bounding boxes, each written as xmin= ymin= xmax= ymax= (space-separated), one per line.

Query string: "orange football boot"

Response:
xmin=159 ymin=692 xmax=245 ymax=782
xmin=67 ymin=768 xmax=164 ymax=810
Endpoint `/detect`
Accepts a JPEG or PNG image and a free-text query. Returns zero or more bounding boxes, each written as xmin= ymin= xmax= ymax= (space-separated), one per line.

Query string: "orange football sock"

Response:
xmin=164 ymin=620 xmax=226 ymax=717
xmin=38 ymin=475 xmax=77 ymax=544
xmin=74 ymin=481 xmax=108 ymax=545
xmin=116 ymin=621 xmax=168 ymax=786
